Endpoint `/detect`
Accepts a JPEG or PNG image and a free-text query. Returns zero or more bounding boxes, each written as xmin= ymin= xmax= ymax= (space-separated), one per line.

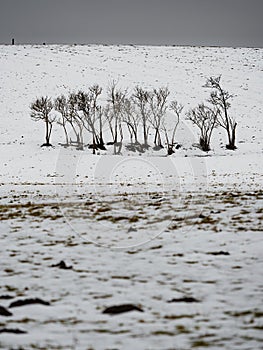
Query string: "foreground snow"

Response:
xmin=0 ymin=44 xmax=262 ymax=349
xmin=0 ymin=188 xmax=262 ymax=349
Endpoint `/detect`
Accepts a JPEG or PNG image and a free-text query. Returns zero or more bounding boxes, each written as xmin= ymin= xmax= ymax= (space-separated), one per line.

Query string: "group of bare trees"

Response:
xmin=30 ymin=81 xmax=183 ymax=155
xmin=187 ymin=76 xmax=237 ymax=151
xmin=30 ymin=76 xmax=237 ymax=154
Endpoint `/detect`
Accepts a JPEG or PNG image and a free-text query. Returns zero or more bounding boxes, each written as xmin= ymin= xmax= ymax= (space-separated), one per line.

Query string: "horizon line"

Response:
xmin=0 ymin=41 xmax=262 ymax=49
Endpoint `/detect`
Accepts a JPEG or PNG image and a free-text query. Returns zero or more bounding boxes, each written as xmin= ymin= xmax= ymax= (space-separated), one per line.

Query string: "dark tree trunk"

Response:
xmin=42 ymin=117 xmax=52 ymax=147
xmin=226 ymin=122 xmax=237 ymax=150
xmin=157 ymin=130 xmax=163 ymax=148
xmin=143 ymin=120 xmax=148 ymax=146
xmin=200 ymin=137 xmax=210 ymax=152
xmin=93 ymin=135 xmax=96 ymax=154
xmin=63 ymin=125 xmax=69 ymax=145
xmin=154 ymin=129 xmax=158 ymax=146
xmin=98 ymin=131 xmax=106 ymax=150
xmin=45 ymin=119 xmax=49 ymax=144
xmin=167 ymin=145 xmax=175 ymax=155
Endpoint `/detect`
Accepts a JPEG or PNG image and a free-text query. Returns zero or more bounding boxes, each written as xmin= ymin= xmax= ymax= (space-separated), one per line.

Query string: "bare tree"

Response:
xmin=104 ymin=103 xmax=115 ymax=143
xmin=148 ymin=87 xmax=170 ymax=148
xmin=30 ymin=96 xmax=55 ymax=147
xmin=54 ymin=95 xmax=69 ymax=145
xmin=77 ymin=90 xmax=95 ymax=148
xmin=187 ymin=103 xmax=218 ymax=152
xmin=77 ymin=85 xmax=105 ymax=154
xmin=122 ymin=97 xmax=140 ymax=144
xmin=107 ymin=81 xmax=125 ymax=154
xmin=205 ymin=76 xmax=237 ymax=150
xmin=133 ymin=86 xmax=151 ymax=148
xmin=162 ymin=100 xmax=183 ymax=155
xmin=87 ymin=84 xmax=105 ymax=150
xmin=97 ymin=106 xmax=106 ymax=150
xmin=68 ymin=92 xmax=84 ymax=150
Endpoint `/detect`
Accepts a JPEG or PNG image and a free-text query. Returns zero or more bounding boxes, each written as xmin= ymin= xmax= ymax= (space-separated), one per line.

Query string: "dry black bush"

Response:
xmin=187 ymin=103 xmax=218 ymax=152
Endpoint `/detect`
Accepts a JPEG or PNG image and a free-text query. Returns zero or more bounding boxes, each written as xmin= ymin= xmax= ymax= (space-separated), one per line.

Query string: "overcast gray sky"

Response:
xmin=0 ymin=0 xmax=262 ymax=47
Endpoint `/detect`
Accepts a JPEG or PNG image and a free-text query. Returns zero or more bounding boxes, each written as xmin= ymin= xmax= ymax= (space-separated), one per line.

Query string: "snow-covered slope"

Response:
xmin=0 ymin=45 xmax=262 ymax=350
xmin=0 ymin=44 xmax=262 ymax=188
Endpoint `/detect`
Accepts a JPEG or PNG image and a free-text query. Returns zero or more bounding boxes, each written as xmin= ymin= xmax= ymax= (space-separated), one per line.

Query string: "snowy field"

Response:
xmin=0 ymin=44 xmax=262 ymax=349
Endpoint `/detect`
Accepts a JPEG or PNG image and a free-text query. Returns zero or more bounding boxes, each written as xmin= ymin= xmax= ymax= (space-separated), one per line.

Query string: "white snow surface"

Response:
xmin=0 ymin=44 xmax=262 ymax=349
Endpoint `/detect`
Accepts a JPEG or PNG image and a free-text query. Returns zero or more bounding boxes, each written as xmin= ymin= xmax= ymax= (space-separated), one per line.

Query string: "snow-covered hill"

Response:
xmin=0 ymin=45 xmax=262 ymax=350
xmin=0 ymin=44 xmax=262 ymax=187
